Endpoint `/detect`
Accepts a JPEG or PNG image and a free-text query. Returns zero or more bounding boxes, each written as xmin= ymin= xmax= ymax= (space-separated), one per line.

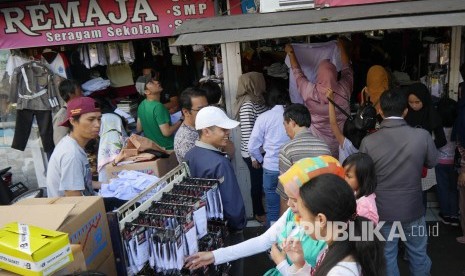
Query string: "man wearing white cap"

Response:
xmin=184 ymin=106 xmax=246 ymax=275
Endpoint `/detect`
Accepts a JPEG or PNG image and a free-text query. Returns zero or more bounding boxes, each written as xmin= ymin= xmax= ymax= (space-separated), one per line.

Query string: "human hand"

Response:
xmin=458 ymin=172 xmax=465 ymax=187
xmin=252 ymin=160 xmax=261 ymax=169
xmin=184 ymin=252 xmax=215 ymax=270
xmin=270 ymin=243 xmax=286 ymax=265
xmin=325 ymin=88 xmax=334 ymax=100
xmin=285 ymin=44 xmax=294 ymax=55
xmin=282 ymin=238 xmax=305 ymax=269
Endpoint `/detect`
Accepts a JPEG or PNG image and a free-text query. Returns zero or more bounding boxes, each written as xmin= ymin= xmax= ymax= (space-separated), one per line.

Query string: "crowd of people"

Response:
xmin=44 ymin=38 xmax=465 ymax=276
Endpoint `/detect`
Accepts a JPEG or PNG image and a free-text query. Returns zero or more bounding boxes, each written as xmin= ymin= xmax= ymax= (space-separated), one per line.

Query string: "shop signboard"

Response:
xmin=0 ymin=0 xmax=214 ymax=49
xmin=260 ymin=0 xmax=401 ymax=13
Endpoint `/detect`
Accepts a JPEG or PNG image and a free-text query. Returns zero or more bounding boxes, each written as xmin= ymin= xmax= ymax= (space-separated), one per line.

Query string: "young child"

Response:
xmin=342 ymin=153 xmax=379 ymax=224
xmin=326 ymin=88 xmax=367 ymax=163
xmin=283 ymin=173 xmax=386 ymax=276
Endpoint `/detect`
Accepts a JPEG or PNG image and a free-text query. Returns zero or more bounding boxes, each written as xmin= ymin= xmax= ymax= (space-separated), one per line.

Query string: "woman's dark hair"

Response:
xmin=199 ymin=81 xmax=222 ymax=105
xmin=266 ymin=86 xmax=290 ymax=107
xmin=342 ymin=119 xmax=367 ymax=149
xmin=283 ymin=104 xmax=311 ymax=128
xmin=300 ymin=174 xmax=386 ymax=276
xmin=342 ymin=153 xmax=377 ymax=198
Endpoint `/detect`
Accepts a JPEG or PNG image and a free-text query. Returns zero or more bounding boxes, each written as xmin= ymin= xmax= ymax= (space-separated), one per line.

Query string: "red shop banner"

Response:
xmin=0 ymin=0 xmax=214 ymax=50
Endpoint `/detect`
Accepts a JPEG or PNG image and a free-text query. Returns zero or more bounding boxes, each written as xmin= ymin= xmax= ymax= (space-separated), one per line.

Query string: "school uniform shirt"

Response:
xmin=185 ymin=141 xmax=246 ymax=231
xmin=248 ymin=105 xmax=290 ymax=171
xmin=46 ymin=135 xmax=94 ymax=197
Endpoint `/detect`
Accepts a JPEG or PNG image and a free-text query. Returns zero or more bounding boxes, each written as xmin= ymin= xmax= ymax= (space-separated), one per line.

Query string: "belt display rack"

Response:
xmin=107 ymin=163 xmax=230 ymax=275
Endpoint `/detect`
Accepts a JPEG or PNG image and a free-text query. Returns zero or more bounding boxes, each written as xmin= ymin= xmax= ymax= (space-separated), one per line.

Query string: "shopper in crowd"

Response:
xmin=285 ymin=38 xmax=353 ymax=157
xmin=342 ymin=153 xmax=379 ymax=224
xmin=326 ymin=88 xmax=367 ymax=163
xmin=47 ymin=97 xmax=102 ymax=197
xmin=198 ymin=80 xmax=236 ymax=159
xmin=136 ymin=76 xmax=182 ymax=150
xmin=184 ymin=106 xmax=246 ymax=275
xmin=360 ymin=65 xmax=389 ymax=110
xmin=185 ymin=156 xmax=343 ymax=275
xmin=277 ymin=104 xmax=330 ymax=215
xmin=141 ymin=62 xmax=179 ymax=114
xmin=434 ymin=97 xmax=460 ymax=226
xmin=359 ymin=88 xmax=437 ymax=276
xmin=405 ymin=83 xmax=446 ymax=148
xmin=52 ymin=79 xmax=82 ymax=145
xmin=405 ymin=82 xmax=447 ymax=209
xmin=453 ymin=89 xmax=465 ymax=243
xmin=248 ymin=86 xmax=290 ymax=227
xmin=199 ymin=80 xmax=223 ymax=106
xmin=234 ymin=72 xmax=269 ymax=224
xmin=284 ymin=173 xmax=385 ymax=276
xmin=174 ymin=87 xmax=208 ymax=163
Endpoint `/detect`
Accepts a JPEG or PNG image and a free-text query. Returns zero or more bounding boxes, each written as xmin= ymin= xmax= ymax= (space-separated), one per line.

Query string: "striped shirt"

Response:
xmin=239 ymin=101 xmax=269 ymax=158
xmin=277 ymin=130 xmax=331 ymax=200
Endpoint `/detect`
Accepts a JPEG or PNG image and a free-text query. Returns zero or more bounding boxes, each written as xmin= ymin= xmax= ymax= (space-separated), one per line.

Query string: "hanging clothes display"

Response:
xmin=9 ymin=61 xmax=62 ymax=152
xmin=40 ymin=49 xmax=71 ymax=79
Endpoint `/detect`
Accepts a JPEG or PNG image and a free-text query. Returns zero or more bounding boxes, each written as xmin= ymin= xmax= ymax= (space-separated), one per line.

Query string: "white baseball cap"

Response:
xmin=195 ymin=106 xmax=240 ymax=130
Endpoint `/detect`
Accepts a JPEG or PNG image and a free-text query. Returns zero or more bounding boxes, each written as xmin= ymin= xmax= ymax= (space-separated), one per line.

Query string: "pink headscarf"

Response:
xmin=315 ymin=60 xmax=338 ymax=104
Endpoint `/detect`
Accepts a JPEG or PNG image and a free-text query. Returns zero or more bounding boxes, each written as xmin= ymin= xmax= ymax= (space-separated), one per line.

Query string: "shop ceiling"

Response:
xmin=173 ymin=0 xmax=465 ymax=45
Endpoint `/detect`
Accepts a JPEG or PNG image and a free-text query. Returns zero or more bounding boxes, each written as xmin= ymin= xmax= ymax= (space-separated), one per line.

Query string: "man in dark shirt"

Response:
xmin=184 ymin=106 xmax=246 ymax=275
xmin=360 ymin=88 xmax=437 ymax=276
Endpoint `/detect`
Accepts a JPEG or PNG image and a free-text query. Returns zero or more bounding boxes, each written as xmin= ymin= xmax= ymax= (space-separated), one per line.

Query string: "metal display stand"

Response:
xmin=107 ymin=163 xmax=191 ymax=276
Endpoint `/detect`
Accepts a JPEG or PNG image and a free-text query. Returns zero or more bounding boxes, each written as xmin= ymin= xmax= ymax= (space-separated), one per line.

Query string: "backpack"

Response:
xmin=354 ymin=101 xmax=377 ymax=131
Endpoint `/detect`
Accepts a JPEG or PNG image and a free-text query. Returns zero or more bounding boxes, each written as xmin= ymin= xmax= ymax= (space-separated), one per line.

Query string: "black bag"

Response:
xmin=327 ymin=97 xmax=377 ymax=131
xmin=354 ymin=101 xmax=377 ymax=131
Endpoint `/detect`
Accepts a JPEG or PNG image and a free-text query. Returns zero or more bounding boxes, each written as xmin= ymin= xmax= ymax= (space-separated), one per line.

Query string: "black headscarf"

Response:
xmin=404 ymin=83 xmax=442 ymax=133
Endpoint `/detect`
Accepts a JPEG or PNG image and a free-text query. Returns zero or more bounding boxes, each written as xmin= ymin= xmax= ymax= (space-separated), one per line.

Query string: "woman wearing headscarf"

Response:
xmin=405 ymin=82 xmax=446 ymax=212
xmin=285 ymin=39 xmax=353 ymax=157
xmin=405 ymin=83 xmax=446 ymax=148
xmin=97 ymin=113 xmax=128 ymax=183
xmin=233 ymin=72 xmax=269 ymax=224
xmin=185 ymin=155 xmax=344 ymax=276
xmin=360 ymin=65 xmax=389 ymax=110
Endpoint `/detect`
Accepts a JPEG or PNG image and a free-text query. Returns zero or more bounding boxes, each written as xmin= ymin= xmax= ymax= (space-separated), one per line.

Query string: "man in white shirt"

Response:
xmin=248 ymin=87 xmax=290 ymax=227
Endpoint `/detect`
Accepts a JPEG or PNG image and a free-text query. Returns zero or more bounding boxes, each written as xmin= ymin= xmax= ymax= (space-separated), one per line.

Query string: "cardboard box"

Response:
xmin=1 ymin=197 xmax=113 ymax=271
xmin=95 ymin=252 xmax=116 ymax=276
xmin=55 ymin=244 xmax=87 ymax=275
xmin=0 ymin=222 xmax=73 ymax=276
xmin=0 ymin=244 xmax=86 ymax=276
xmin=106 ymin=150 xmax=178 ymax=179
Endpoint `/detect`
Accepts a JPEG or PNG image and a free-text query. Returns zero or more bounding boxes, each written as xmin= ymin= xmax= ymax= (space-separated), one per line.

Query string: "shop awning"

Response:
xmin=173 ymin=0 xmax=465 ymax=45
